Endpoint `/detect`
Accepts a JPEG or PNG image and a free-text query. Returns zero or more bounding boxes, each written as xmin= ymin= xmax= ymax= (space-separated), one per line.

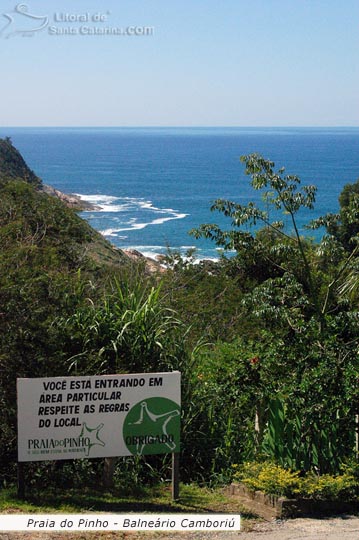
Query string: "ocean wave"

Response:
xmin=99 ymin=228 xmax=124 ymax=237
xmin=77 ymin=193 xmax=188 ymax=218
xmin=75 ymin=194 xmax=119 ymax=204
xmin=75 ymin=193 xmax=132 ymax=212
xmin=98 ymin=204 xmax=133 ymax=212
xmin=112 ymin=213 xmax=188 ymax=233
xmin=77 ymin=193 xmax=188 ymax=232
xmin=150 ymin=213 xmax=188 ymax=225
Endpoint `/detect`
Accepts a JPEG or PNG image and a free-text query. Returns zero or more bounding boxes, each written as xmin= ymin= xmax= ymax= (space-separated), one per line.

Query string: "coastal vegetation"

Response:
xmin=1 ymin=138 xmax=359 ymax=501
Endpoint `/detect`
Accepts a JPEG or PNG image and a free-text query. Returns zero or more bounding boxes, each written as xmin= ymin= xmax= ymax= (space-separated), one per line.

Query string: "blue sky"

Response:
xmin=0 ymin=0 xmax=358 ymax=126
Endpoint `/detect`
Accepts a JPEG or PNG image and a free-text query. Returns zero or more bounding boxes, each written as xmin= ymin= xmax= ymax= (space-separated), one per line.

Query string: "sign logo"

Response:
xmin=0 ymin=3 xmax=48 ymax=38
xmin=79 ymin=422 xmax=105 ymax=456
xmin=123 ymin=398 xmax=180 ymax=455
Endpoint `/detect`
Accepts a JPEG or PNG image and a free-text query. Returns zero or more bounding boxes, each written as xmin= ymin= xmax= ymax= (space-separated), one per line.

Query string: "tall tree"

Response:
xmin=191 ymin=154 xmax=359 ymax=472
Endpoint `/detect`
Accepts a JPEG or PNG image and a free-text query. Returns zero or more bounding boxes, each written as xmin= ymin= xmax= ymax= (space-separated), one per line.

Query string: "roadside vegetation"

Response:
xmin=0 ymin=483 xmax=248 ymax=515
xmin=1 ymin=138 xmax=359 ymax=503
xmin=233 ymin=461 xmax=359 ymax=500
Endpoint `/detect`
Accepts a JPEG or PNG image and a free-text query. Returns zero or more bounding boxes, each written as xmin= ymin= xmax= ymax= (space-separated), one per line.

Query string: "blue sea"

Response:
xmin=1 ymin=127 xmax=358 ymax=260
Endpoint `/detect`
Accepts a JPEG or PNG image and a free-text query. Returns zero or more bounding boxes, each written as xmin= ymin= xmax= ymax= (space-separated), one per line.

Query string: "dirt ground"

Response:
xmin=2 ymin=516 xmax=359 ymax=540
xmin=238 ymin=515 xmax=359 ymax=539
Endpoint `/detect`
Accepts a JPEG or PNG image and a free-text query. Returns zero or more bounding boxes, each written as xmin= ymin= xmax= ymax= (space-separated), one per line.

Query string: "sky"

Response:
xmin=0 ymin=0 xmax=358 ymax=127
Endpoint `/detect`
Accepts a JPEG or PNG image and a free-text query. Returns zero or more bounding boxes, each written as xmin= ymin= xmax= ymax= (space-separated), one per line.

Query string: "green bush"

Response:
xmin=233 ymin=461 xmax=359 ymax=500
xmin=233 ymin=461 xmax=301 ymax=498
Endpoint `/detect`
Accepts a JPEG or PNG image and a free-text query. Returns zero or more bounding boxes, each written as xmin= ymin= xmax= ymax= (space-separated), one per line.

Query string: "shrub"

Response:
xmin=233 ymin=461 xmax=301 ymax=498
xmin=233 ymin=461 xmax=359 ymax=500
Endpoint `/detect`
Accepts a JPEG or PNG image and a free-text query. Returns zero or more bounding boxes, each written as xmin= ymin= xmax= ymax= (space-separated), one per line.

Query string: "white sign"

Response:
xmin=17 ymin=372 xmax=180 ymax=462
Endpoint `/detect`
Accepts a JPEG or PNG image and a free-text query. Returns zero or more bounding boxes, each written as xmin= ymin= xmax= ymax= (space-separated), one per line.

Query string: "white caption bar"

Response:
xmin=0 ymin=513 xmax=241 ymax=531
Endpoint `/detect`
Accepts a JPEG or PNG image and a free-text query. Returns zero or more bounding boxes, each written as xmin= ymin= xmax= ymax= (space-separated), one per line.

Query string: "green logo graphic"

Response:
xmin=123 ymin=398 xmax=180 ymax=455
xmin=78 ymin=422 xmax=105 ymax=456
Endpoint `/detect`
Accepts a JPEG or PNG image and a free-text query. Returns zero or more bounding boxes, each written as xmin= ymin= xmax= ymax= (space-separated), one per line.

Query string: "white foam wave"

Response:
xmin=80 ymin=192 xmax=188 ymax=232
xmin=150 ymin=213 xmax=188 ymax=225
xmin=99 ymin=228 xmax=123 ymax=237
xmin=136 ymin=200 xmax=180 ymax=216
xmin=75 ymin=193 xmax=119 ymax=204
xmin=137 ymin=201 xmax=154 ymax=209
xmin=112 ymin=212 xmax=188 ymax=233
xmin=97 ymin=204 xmax=133 ymax=212
xmin=77 ymin=194 xmax=185 ymax=218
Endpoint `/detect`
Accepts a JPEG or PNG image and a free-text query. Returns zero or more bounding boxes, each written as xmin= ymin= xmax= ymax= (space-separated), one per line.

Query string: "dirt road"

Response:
xmin=238 ymin=515 xmax=359 ymax=539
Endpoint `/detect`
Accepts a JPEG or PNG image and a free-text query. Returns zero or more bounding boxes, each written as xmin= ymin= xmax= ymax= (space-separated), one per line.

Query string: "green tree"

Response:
xmin=323 ymin=178 xmax=359 ymax=251
xmin=191 ymin=154 xmax=359 ymax=473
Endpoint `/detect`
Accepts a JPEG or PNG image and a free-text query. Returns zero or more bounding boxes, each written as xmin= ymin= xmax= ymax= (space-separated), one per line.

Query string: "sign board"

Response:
xmin=17 ymin=372 xmax=180 ymax=462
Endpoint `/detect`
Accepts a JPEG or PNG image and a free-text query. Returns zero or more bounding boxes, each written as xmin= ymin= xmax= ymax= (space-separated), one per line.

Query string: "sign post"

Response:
xmin=171 ymin=452 xmax=180 ymax=500
xmin=17 ymin=462 xmax=25 ymax=500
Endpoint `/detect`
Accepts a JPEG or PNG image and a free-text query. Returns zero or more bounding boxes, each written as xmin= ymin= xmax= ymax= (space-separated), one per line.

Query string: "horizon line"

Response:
xmin=1 ymin=125 xmax=358 ymax=130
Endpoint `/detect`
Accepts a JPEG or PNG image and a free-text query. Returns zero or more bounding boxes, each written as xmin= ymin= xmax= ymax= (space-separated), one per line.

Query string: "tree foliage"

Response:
xmin=319 ymin=177 xmax=359 ymax=252
xmin=191 ymin=154 xmax=359 ymax=473
xmin=0 ymin=137 xmax=41 ymax=187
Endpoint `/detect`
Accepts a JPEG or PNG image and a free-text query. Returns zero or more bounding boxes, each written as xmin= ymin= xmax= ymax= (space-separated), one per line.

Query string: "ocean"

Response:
xmin=1 ymin=127 xmax=358 ymax=260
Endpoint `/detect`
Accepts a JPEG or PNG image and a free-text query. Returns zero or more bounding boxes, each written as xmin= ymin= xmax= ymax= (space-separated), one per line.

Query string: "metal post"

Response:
xmin=171 ymin=452 xmax=180 ymax=500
